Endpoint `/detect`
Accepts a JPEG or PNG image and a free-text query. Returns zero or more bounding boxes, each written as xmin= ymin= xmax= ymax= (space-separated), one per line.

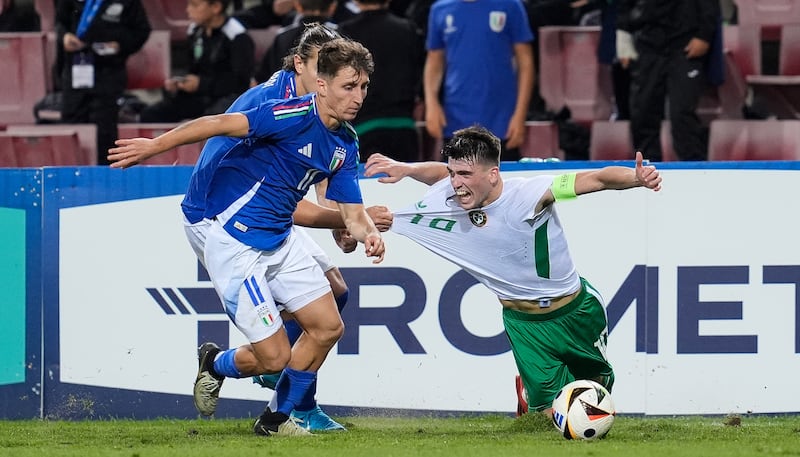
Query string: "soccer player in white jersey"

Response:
xmin=109 ymin=38 xmax=383 ymax=436
xmin=363 ymin=125 xmax=662 ymax=416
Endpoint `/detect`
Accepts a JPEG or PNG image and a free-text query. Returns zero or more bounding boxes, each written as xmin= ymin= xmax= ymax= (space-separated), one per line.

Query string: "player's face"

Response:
xmin=294 ymin=49 xmax=319 ymax=97
xmin=447 ymin=158 xmax=500 ymax=210
xmin=318 ymin=66 xmax=369 ymax=125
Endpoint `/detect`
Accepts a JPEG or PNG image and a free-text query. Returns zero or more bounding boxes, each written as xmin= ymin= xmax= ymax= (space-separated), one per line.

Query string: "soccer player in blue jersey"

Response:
xmin=109 ymin=38 xmax=382 ymax=436
xmin=109 ymin=25 xmax=385 ymax=432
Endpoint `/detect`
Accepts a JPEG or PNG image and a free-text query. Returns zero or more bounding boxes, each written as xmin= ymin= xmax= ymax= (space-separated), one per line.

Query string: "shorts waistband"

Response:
xmin=502 ymin=280 xmax=587 ymax=322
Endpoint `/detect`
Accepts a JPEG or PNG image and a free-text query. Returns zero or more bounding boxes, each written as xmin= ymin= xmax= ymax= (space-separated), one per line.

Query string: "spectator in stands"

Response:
xmin=254 ymin=0 xmax=336 ymax=83
xmin=424 ymin=0 xmax=534 ymax=162
xmin=56 ymin=0 xmax=150 ymax=165
xmin=0 ymin=0 xmax=41 ymax=31
xmin=598 ymin=0 xmax=630 ymax=120
xmin=140 ymin=0 xmax=254 ymax=123
xmin=617 ymin=0 xmax=721 ymax=161
xmin=233 ymin=0 xmax=290 ymax=28
xmin=339 ymin=0 xmax=423 ymax=162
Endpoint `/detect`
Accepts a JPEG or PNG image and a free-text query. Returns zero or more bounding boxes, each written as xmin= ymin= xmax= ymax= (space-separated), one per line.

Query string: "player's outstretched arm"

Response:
xmin=363 ymin=153 xmax=448 ymax=185
xmin=538 ymin=151 xmax=661 ymax=211
xmin=107 ymin=113 xmax=250 ymax=168
xmin=338 ymin=202 xmax=385 ymax=264
xmin=575 ymin=151 xmax=662 ymax=195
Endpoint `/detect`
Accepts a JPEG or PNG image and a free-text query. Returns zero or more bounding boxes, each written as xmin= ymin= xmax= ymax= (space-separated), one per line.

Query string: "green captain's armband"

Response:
xmin=551 ymin=173 xmax=577 ymax=201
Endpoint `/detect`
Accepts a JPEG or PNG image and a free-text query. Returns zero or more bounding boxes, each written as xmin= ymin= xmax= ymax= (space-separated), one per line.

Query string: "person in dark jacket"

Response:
xmin=0 ymin=0 xmax=41 ymax=32
xmin=339 ymin=0 xmax=424 ymax=162
xmin=254 ymin=0 xmax=336 ymax=83
xmin=141 ymin=0 xmax=254 ymax=123
xmin=56 ymin=0 xmax=150 ymax=165
xmin=617 ymin=0 xmax=720 ymax=161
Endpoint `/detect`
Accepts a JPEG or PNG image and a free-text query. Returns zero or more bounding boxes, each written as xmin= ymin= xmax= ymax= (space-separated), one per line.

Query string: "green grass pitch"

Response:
xmin=0 ymin=414 xmax=798 ymax=457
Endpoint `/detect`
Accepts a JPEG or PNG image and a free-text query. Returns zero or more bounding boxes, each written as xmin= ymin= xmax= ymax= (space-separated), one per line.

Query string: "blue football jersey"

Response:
xmin=204 ymin=93 xmax=363 ymax=251
xmin=181 ymin=70 xmax=298 ymax=223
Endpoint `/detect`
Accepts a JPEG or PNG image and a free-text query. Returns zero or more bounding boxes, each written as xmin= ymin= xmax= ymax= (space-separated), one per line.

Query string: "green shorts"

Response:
xmin=502 ymin=278 xmax=615 ymax=412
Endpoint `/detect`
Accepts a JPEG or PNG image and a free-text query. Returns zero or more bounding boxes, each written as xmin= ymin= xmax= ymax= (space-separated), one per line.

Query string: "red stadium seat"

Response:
xmin=126 ymin=30 xmax=171 ymax=90
xmin=34 ymin=0 xmax=55 ymax=32
xmin=6 ymin=124 xmax=98 ymax=165
xmin=141 ymin=0 xmax=191 ymax=42
xmin=538 ymin=26 xmax=612 ymax=124
xmin=778 ymin=23 xmax=800 ymax=76
xmin=248 ymin=26 xmax=281 ymax=64
xmin=590 ymin=121 xmax=678 ymax=161
xmin=0 ymin=135 xmax=17 ymax=167
xmin=0 ymin=131 xmax=83 ymax=166
xmin=589 ymin=121 xmax=633 ymax=161
xmin=708 ymin=119 xmax=800 ymax=160
xmin=118 ymin=123 xmax=203 ymax=165
xmin=520 ymin=121 xmax=563 ymax=160
xmin=0 ymin=32 xmax=48 ymax=126
xmin=734 ymin=0 xmax=800 ymax=40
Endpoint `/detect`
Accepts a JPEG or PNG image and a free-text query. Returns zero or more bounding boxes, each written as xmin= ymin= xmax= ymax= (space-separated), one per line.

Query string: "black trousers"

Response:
xmin=629 ymin=48 xmax=708 ymax=161
xmin=61 ymin=81 xmax=122 ymax=166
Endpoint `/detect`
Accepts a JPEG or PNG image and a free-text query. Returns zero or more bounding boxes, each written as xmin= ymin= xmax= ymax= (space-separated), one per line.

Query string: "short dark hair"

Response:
xmin=442 ymin=125 xmax=502 ymax=166
xmin=281 ymin=23 xmax=341 ymax=71
xmin=316 ymin=38 xmax=374 ymax=80
xmin=208 ymin=0 xmax=231 ymax=11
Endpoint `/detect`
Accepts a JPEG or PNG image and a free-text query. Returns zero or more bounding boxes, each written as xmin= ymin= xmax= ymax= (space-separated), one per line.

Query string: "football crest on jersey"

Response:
xmin=329 ymin=147 xmax=346 ymax=171
xmin=489 ymin=12 xmax=506 ymax=32
xmin=469 ymin=210 xmax=488 ymax=227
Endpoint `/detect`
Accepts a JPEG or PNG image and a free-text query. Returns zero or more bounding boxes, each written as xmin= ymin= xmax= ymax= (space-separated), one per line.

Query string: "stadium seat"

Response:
xmin=777 ymin=23 xmax=800 ymax=76
xmin=520 ymin=121 xmax=563 ymax=160
xmin=0 ymin=32 xmax=48 ymax=126
xmin=118 ymin=123 xmax=203 ymax=165
xmin=733 ymin=0 xmax=800 ymax=40
xmin=248 ymin=26 xmax=281 ymax=63
xmin=745 ymin=24 xmax=800 ymax=119
xmin=0 ymin=131 xmax=83 ymax=166
xmin=33 ymin=0 xmax=55 ymax=32
xmin=126 ymin=30 xmax=171 ymax=90
xmin=0 ymin=135 xmax=17 ymax=167
xmin=589 ymin=121 xmax=633 ymax=161
xmin=6 ymin=124 xmax=98 ymax=165
xmin=708 ymin=119 xmax=800 ymax=160
xmin=590 ymin=121 xmax=678 ymax=161
xmin=141 ymin=0 xmax=191 ymax=42
xmin=538 ymin=26 xmax=612 ymax=124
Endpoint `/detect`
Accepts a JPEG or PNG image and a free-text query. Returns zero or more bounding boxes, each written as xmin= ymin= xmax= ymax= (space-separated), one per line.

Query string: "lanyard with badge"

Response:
xmin=72 ymin=0 xmax=104 ymax=89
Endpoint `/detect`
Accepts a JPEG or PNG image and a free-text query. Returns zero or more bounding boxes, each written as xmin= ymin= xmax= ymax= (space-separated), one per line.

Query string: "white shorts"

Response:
xmin=183 ymin=217 xmax=211 ymax=266
xmin=182 ymin=217 xmax=335 ymax=273
xmin=203 ymin=219 xmax=331 ymax=343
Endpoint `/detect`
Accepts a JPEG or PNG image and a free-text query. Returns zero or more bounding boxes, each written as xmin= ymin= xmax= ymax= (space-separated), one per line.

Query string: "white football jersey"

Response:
xmin=392 ymin=176 xmax=581 ymax=301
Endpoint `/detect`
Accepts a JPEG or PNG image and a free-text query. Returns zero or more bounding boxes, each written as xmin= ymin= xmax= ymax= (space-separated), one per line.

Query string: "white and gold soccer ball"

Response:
xmin=551 ymin=379 xmax=616 ymax=440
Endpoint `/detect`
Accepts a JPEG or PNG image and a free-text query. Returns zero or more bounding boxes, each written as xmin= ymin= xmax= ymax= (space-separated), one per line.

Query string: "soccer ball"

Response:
xmin=551 ymin=379 xmax=615 ymax=440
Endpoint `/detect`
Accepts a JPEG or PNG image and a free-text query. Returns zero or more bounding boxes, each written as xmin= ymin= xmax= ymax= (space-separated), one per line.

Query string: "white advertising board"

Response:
xmin=58 ymin=168 xmax=800 ymax=415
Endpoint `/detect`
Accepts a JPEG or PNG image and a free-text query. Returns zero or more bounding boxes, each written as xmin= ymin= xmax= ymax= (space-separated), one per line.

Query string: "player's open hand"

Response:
xmin=363 ymin=153 xmax=408 ymax=183
xmin=635 ymin=151 xmax=662 ymax=192
xmin=108 ymin=138 xmax=162 ymax=168
xmin=364 ymin=233 xmax=385 ymax=264
xmin=366 ymin=205 xmax=393 ymax=232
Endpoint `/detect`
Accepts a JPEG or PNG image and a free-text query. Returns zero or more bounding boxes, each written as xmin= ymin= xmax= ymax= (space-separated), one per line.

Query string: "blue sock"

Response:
xmin=335 ymin=289 xmax=349 ymax=312
xmin=284 ymin=320 xmax=302 ymax=346
xmin=274 ymin=368 xmax=316 ymax=416
xmin=295 ymin=378 xmax=318 ymax=411
xmin=212 ymin=348 xmax=242 ymax=378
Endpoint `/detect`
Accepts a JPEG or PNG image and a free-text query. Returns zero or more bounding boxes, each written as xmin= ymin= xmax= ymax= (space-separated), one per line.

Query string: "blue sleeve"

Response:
xmin=325 ymin=151 xmax=363 ymax=204
xmin=509 ymin=1 xmax=535 ymax=43
xmin=242 ymin=102 xmax=280 ymax=140
xmin=426 ymin=5 xmax=444 ymax=50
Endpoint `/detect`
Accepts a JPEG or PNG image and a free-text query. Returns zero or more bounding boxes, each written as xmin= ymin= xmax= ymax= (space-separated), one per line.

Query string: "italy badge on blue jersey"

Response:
xmin=329 ymin=147 xmax=346 ymax=171
xmin=489 ymin=12 xmax=506 ymax=32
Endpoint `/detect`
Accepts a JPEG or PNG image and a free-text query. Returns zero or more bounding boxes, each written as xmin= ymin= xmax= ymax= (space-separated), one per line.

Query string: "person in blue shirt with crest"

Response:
xmin=109 ymin=37 xmax=384 ymax=437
